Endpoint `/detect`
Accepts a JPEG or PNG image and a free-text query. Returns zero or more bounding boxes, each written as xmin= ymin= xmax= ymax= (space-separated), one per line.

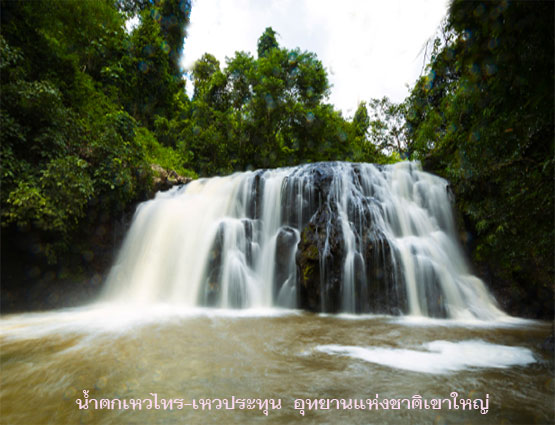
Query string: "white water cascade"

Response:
xmin=101 ymin=161 xmax=505 ymax=320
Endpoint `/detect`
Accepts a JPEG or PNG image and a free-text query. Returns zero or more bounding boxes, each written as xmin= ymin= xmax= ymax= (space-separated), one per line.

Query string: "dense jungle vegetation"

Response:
xmin=1 ymin=0 xmax=552 ymax=317
xmin=406 ymin=0 xmax=553 ymax=317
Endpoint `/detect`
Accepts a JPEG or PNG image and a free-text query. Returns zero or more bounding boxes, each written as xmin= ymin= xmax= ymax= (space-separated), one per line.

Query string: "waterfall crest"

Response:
xmin=101 ymin=161 xmax=504 ymax=320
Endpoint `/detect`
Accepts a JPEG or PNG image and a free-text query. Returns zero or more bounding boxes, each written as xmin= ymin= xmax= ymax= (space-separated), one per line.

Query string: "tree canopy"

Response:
xmin=184 ymin=28 xmax=391 ymax=175
xmin=0 ymin=0 xmax=193 ymax=266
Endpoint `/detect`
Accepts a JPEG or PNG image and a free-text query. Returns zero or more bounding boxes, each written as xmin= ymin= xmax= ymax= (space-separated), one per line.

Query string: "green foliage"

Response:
xmin=0 ymin=0 xmax=193 ymax=265
xmin=5 ymin=156 xmax=93 ymax=231
xmin=185 ymin=27 xmax=391 ymax=175
xmin=3 ymin=154 xmax=95 ymax=264
xmin=122 ymin=4 xmax=185 ymax=127
xmin=367 ymin=97 xmax=408 ymax=155
xmin=137 ymin=127 xmax=195 ymax=178
xmin=257 ymin=27 xmax=279 ymax=58
xmin=157 ymin=0 xmax=191 ymax=75
xmin=405 ymin=0 xmax=554 ymax=292
xmin=352 ymin=102 xmax=370 ymax=139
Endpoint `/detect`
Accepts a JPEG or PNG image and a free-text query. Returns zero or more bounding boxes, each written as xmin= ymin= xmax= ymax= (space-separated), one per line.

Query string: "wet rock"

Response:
xmin=280 ymin=173 xmax=319 ymax=229
xmin=241 ymin=219 xmax=255 ymax=266
xmin=362 ymin=230 xmax=406 ymax=315
xmin=541 ymin=328 xmax=554 ymax=353
xmin=296 ymin=202 xmax=344 ymax=313
xmin=200 ymin=225 xmax=225 ymax=306
xmin=150 ymin=164 xmax=192 ymax=193
xmin=311 ymin=164 xmax=334 ymax=196
xmin=274 ymin=226 xmax=298 ymax=298
xmin=293 ymin=164 xmax=406 ymax=314
xmin=245 ymin=173 xmax=263 ymax=219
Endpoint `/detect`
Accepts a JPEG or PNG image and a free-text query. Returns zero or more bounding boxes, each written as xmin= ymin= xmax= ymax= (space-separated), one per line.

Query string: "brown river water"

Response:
xmin=0 ymin=304 xmax=553 ymax=424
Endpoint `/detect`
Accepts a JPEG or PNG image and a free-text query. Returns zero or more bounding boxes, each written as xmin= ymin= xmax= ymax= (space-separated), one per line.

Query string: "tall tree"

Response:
xmin=122 ymin=0 xmax=190 ymax=128
xmin=257 ymin=27 xmax=279 ymax=58
xmin=187 ymin=27 xmax=358 ymax=174
xmin=367 ymin=97 xmax=408 ymax=156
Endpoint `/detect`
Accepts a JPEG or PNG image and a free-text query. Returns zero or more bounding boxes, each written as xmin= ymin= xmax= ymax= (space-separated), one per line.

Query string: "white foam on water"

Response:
xmin=388 ymin=314 xmax=540 ymax=329
xmin=0 ymin=304 xmax=300 ymax=341
xmin=316 ymin=339 xmax=536 ymax=374
xmin=321 ymin=312 xmax=393 ymax=321
xmin=321 ymin=313 xmax=539 ymax=331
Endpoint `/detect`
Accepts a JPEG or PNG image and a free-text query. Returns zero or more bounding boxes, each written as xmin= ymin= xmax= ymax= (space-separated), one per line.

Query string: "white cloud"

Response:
xmin=181 ymin=0 xmax=448 ymax=116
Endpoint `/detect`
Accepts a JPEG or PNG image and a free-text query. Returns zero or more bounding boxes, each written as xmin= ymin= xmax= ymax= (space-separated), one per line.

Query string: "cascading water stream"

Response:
xmin=101 ymin=161 xmax=505 ymax=320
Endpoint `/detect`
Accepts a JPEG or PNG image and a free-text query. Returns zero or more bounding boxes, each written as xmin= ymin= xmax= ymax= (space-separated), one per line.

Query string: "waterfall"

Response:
xmin=101 ymin=161 xmax=504 ymax=320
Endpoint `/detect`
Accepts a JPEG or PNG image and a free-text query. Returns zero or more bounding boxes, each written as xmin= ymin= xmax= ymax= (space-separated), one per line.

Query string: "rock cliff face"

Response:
xmin=293 ymin=165 xmax=406 ymax=314
xmin=297 ymin=202 xmax=344 ymax=312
